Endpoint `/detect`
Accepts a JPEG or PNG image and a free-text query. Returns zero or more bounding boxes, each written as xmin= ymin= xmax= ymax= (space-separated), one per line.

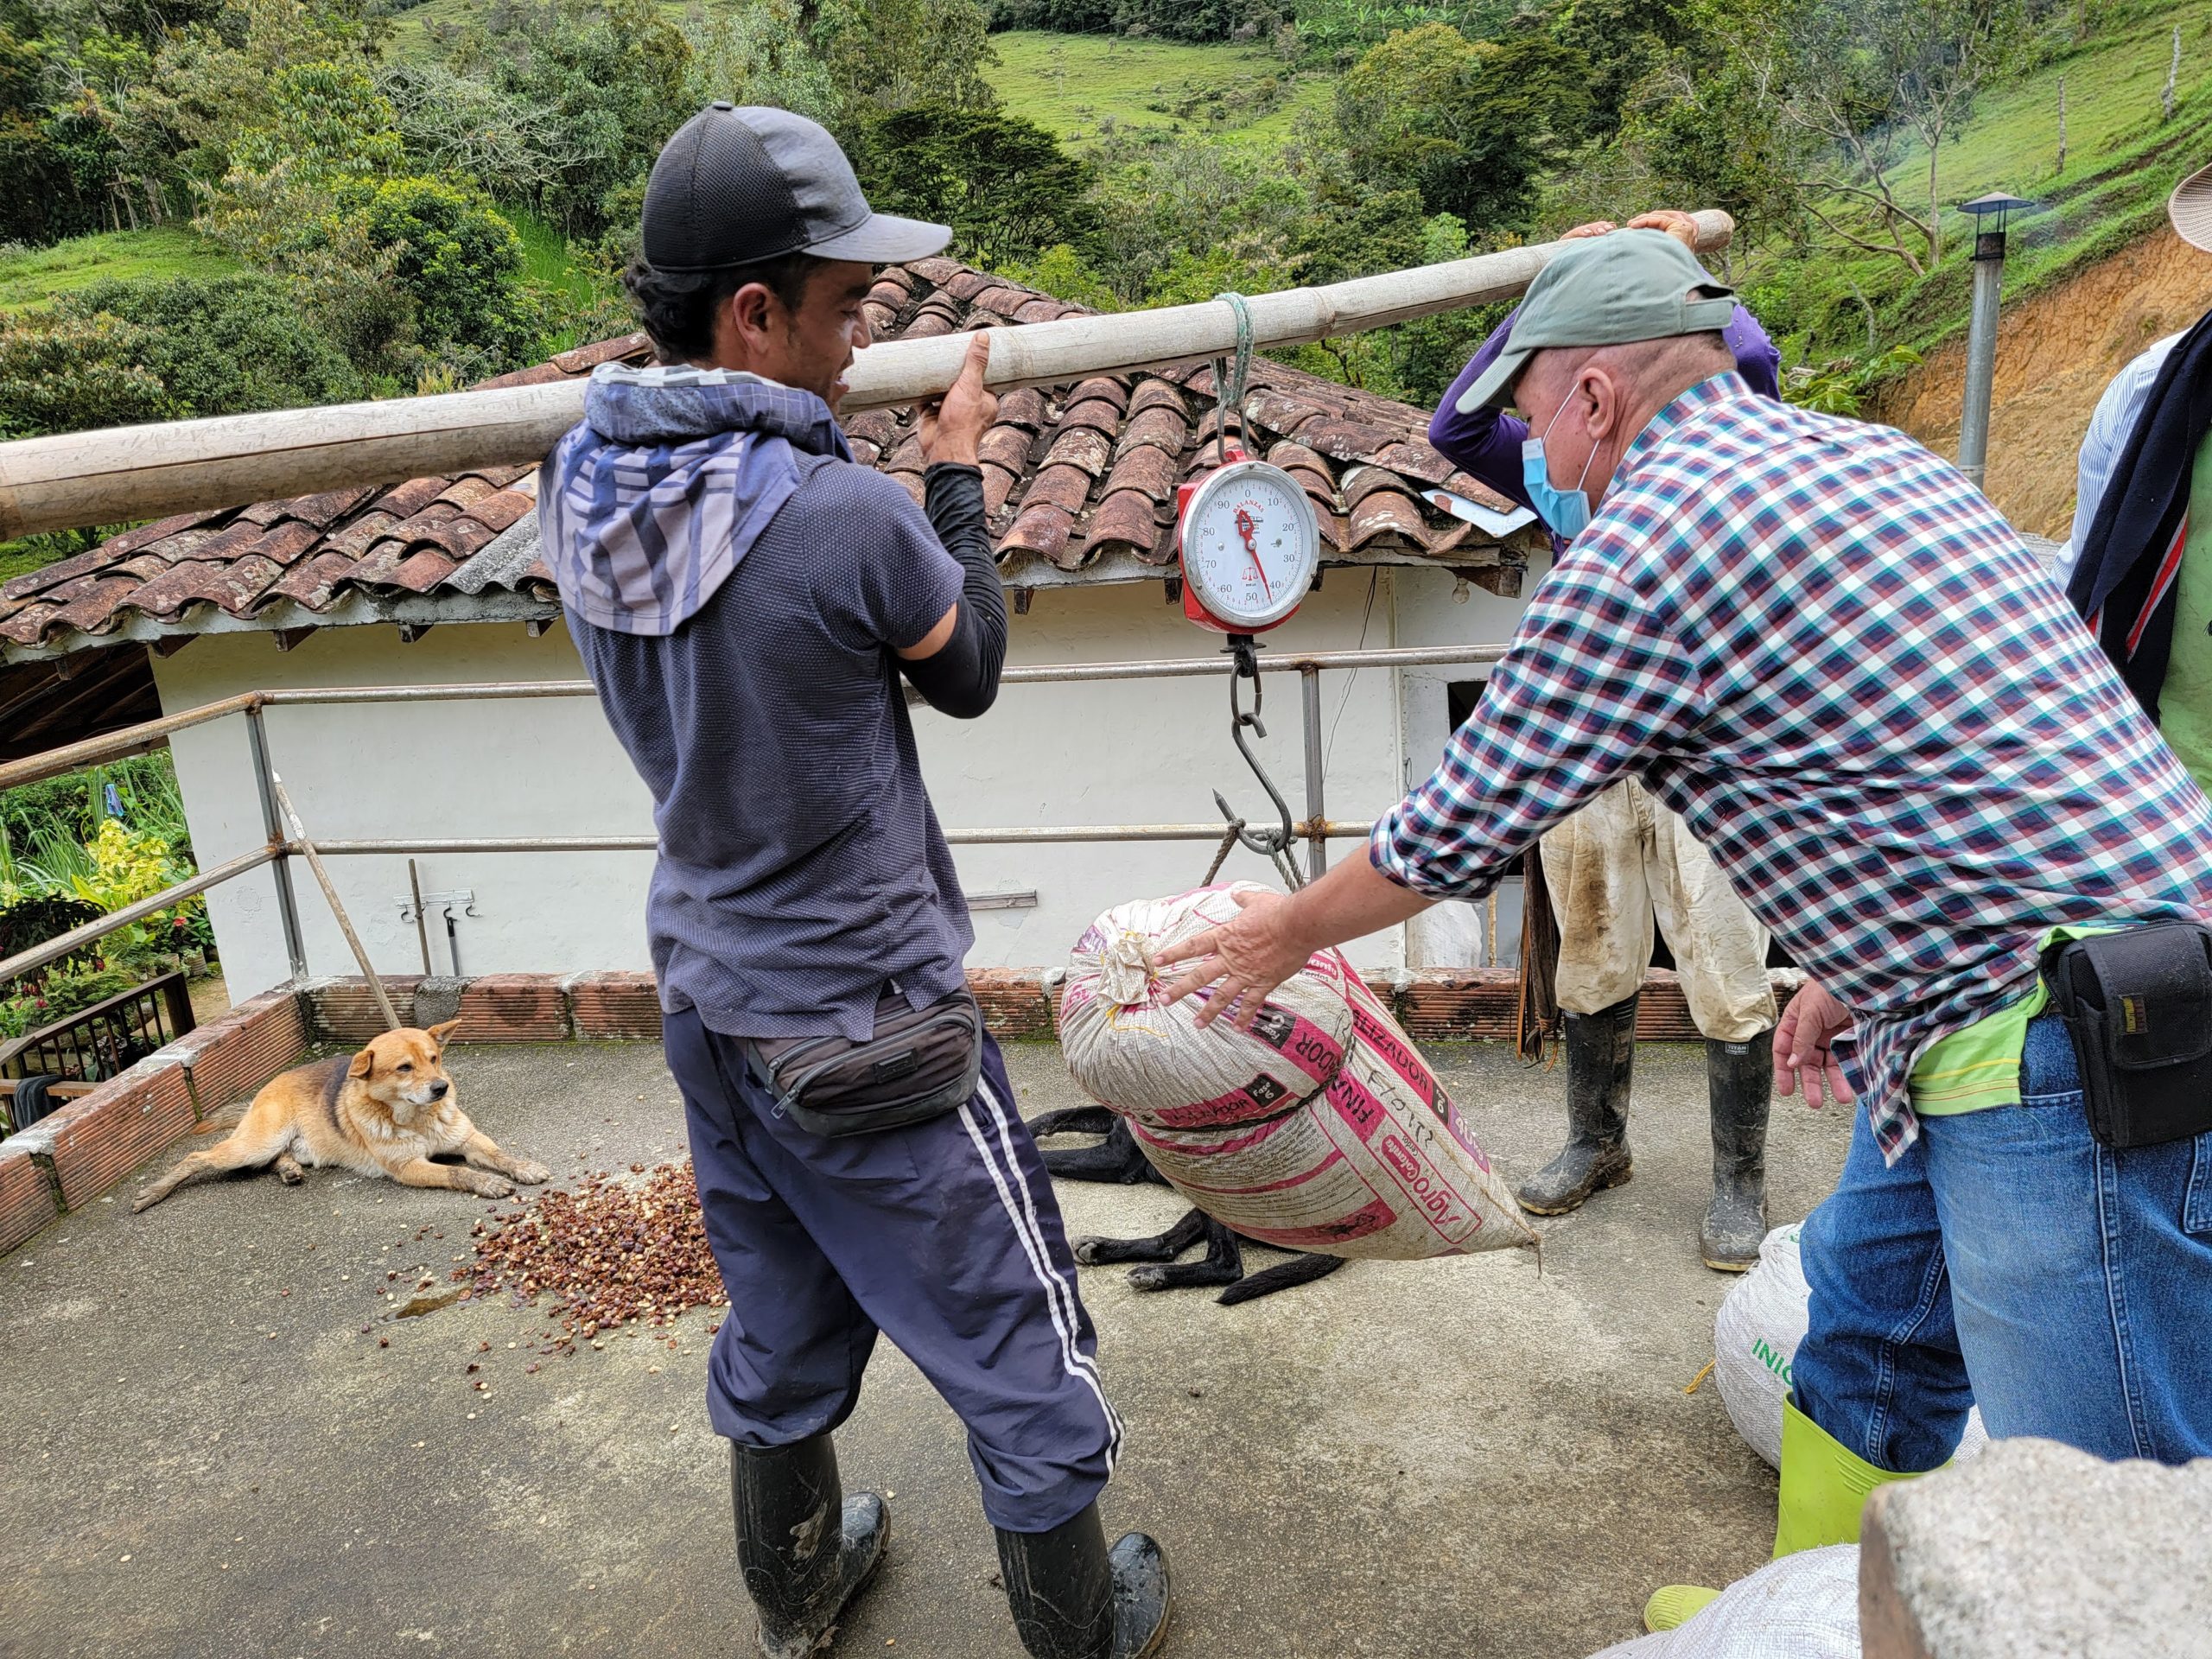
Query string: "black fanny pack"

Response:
xmin=747 ymin=988 xmax=983 ymax=1138
xmin=2042 ymin=923 xmax=2212 ymax=1149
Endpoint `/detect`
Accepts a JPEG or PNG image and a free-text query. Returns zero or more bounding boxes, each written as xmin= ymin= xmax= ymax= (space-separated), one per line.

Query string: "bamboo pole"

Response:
xmin=0 ymin=213 xmax=1732 ymax=539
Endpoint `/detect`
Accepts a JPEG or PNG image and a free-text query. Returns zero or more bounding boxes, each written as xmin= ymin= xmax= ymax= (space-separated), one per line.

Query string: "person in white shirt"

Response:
xmin=2067 ymin=331 xmax=2183 ymax=583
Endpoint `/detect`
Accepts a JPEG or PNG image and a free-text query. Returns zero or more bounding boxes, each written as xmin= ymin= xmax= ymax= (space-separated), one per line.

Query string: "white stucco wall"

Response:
xmin=153 ymin=571 xmax=1526 ymax=1001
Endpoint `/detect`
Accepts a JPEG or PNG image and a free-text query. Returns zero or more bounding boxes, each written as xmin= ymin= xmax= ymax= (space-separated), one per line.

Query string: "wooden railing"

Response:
xmin=0 ymin=969 xmax=196 ymax=1086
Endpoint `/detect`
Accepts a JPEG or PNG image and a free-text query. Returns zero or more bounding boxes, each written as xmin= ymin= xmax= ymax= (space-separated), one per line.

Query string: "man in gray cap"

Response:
xmin=1155 ymin=228 xmax=2212 ymax=1625
xmin=541 ymin=105 xmax=1169 ymax=1659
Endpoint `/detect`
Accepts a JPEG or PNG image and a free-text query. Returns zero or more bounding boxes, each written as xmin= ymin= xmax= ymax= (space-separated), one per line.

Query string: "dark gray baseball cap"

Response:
xmin=641 ymin=103 xmax=950 ymax=271
xmin=1455 ymin=229 xmax=1738 ymax=411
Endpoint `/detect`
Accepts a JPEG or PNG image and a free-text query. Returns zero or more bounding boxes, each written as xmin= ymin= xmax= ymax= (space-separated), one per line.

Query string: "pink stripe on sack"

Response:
xmin=1232 ymin=1198 xmax=1396 ymax=1250
xmin=1443 ymin=1103 xmax=1494 ymax=1174
xmin=1165 ymin=1148 xmax=1346 ymax=1198
xmin=1327 ymin=1071 xmax=1387 ymax=1143
xmin=1376 ymin=1132 xmax=1483 ymax=1244
xmin=1132 ymin=1115 xmax=1294 ymax=1159
xmin=1275 ymin=1013 xmax=1346 ymax=1085
xmin=1185 ymin=992 xmax=1344 ymax=1088
xmin=1147 ymin=1082 xmax=1292 ymax=1128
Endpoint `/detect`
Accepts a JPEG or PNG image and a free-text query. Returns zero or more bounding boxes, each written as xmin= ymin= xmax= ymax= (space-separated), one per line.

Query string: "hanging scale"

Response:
xmin=1179 ymin=294 xmax=1323 ymax=891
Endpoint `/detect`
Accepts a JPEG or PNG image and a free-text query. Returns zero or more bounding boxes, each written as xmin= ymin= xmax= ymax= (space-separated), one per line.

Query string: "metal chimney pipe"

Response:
xmin=1957 ymin=236 xmax=2005 ymax=491
xmin=1955 ymin=192 xmax=2033 ymax=493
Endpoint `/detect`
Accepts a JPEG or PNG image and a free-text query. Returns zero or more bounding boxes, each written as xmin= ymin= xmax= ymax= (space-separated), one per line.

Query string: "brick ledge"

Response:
xmin=0 ymin=964 xmax=1801 ymax=1255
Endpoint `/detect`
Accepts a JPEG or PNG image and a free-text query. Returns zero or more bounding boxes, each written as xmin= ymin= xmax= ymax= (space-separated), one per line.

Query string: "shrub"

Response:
xmin=855 ymin=105 xmax=1098 ymax=270
xmin=58 ymin=275 xmax=363 ymax=416
xmin=0 ymin=309 xmax=175 ymax=438
xmin=342 ymin=175 xmax=547 ymax=368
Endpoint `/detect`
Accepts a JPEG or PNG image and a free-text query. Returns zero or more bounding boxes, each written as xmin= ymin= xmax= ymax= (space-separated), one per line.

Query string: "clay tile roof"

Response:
xmin=0 ymin=259 xmax=1540 ymax=661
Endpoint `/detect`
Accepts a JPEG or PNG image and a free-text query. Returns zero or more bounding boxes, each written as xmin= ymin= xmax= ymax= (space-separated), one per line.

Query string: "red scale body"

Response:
xmin=1177 ymin=445 xmax=1298 ymax=636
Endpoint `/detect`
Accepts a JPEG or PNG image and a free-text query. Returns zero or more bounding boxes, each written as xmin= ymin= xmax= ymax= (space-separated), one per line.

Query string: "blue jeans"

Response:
xmin=1794 ymin=1014 xmax=2212 ymax=1470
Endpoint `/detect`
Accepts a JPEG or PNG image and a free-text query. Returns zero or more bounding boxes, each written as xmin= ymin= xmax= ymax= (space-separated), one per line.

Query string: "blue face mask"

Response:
xmin=1521 ymin=400 xmax=1598 ymax=541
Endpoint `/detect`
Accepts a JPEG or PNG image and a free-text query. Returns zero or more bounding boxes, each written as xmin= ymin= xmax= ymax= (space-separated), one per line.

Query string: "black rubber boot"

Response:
xmin=1516 ymin=994 xmax=1637 ymax=1216
xmin=995 ymin=1503 xmax=1172 ymax=1659
xmin=1700 ymin=1029 xmax=1774 ymax=1272
xmin=731 ymin=1437 xmax=888 ymax=1659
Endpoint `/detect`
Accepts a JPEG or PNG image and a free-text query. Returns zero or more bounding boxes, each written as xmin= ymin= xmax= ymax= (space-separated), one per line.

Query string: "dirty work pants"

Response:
xmin=663 ymin=1005 xmax=1122 ymax=1532
xmin=1793 ymin=1014 xmax=2212 ymax=1469
xmin=1539 ymin=778 xmax=1776 ymax=1040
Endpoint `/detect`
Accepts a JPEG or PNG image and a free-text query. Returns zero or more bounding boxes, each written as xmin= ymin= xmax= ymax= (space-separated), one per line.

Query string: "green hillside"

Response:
xmin=1751 ymin=0 xmax=2212 ymax=371
xmin=0 ymin=229 xmax=240 ymax=313
xmin=984 ymin=30 xmax=1332 ymax=149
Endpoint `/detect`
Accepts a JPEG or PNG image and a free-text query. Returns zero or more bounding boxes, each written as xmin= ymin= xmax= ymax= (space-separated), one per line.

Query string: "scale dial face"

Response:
xmin=1179 ymin=459 xmax=1321 ymax=632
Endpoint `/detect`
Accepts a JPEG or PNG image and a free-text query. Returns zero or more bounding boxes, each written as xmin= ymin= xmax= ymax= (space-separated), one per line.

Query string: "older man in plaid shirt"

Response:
xmin=1160 ymin=229 xmax=2212 ymax=1619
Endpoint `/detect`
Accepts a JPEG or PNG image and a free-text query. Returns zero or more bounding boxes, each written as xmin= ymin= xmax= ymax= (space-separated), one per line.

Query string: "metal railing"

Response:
xmin=0 ymin=640 xmax=1510 ymax=988
xmin=0 ymin=968 xmax=196 ymax=1083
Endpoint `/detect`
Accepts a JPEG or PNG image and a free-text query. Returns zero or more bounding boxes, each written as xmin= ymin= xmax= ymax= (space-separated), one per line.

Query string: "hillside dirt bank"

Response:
xmin=1872 ymin=226 xmax=2212 ymax=539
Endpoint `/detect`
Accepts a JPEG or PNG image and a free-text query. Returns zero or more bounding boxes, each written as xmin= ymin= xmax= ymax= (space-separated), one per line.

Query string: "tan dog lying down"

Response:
xmin=133 ymin=1020 xmax=549 ymax=1212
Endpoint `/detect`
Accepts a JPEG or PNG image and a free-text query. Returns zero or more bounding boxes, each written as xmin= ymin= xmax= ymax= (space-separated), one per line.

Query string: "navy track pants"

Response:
xmin=664 ymin=1005 xmax=1122 ymax=1533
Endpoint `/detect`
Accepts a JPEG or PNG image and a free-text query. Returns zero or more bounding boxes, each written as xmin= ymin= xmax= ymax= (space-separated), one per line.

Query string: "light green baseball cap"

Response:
xmin=1455 ymin=228 xmax=1738 ymax=412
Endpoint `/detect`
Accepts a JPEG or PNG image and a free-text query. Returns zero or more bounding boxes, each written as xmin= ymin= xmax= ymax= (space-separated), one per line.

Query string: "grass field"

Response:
xmin=1882 ymin=0 xmax=2210 ymax=207
xmin=0 ymin=227 xmax=240 ymax=312
xmin=983 ymin=30 xmax=1333 ymax=149
xmin=385 ymin=8 xmax=1337 ymax=150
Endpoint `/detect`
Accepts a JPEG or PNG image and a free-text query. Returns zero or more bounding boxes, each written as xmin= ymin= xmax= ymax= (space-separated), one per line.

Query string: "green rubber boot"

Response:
xmin=1642 ymin=1396 xmax=1920 ymax=1633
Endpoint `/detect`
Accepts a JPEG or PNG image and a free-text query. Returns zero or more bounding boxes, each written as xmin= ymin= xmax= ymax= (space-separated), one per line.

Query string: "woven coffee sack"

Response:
xmin=1058 ymin=885 xmax=1357 ymax=1131
xmin=1061 ymin=887 xmax=1536 ymax=1261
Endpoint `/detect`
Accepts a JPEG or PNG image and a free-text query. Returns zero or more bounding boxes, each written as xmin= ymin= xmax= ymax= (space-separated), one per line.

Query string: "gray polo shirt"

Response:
xmin=547 ymin=369 xmax=971 ymax=1042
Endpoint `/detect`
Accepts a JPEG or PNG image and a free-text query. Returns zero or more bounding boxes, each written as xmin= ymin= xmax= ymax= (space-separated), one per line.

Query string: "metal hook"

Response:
xmin=1211 ymin=634 xmax=1300 ymax=882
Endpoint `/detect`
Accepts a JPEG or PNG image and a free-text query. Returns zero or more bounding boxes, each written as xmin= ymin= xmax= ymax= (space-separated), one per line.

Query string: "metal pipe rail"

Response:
xmin=0 ymin=642 xmax=1509 ymax=795
xmin=0 ymin=641 xmax=1510 ymax=989
xmin=0 ymin=844 xmax=280 ymax=984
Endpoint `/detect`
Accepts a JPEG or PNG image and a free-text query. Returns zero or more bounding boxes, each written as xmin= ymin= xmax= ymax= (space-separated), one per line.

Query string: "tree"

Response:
xmin=342 ymin=175 xmax=547 ymax=369
xmin=1770 ymin=0 xmax=2021 ymax=273
xmin=1334 ymin=22 xmax=1588 ymax=232
xmin=1551 ymin=0 xmax=1696 ymax=143
xmin=436 ymin=0 xmax=696 ymax=234
xmin=58 ymin=276 xmax=364 ymax=416
xmin=1616 ymin=0 xmax=1810 ymax=245
xmin=856 ymin=105 xmax=1096 ymax=270
xmin=809 ymin=0 xmax=997 ymax=122
xmin=0 ymin=310 xmax=173 ymax=438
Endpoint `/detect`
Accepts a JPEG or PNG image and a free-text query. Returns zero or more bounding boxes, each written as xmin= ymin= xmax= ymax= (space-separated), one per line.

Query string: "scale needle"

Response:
xmin=1234 ymin=507 xmax=1272 ymax=600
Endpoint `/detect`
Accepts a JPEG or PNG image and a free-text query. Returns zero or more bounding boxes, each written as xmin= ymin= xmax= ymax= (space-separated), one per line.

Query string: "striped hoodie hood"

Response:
xmin=539 ymin=362 xmax=853 ymax=637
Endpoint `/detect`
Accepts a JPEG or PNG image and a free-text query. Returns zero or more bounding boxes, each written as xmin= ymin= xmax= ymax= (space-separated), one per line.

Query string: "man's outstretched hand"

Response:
xmin=919 ymin=332 xmax=998 ymax=468
xmin=1560 ymin=211 xmax=1701 ymax=253
xmin=1154 ymin=887 xmax=1309 ymax=1033
xmin=1154 ymin=855 xmax=1433 ymax=1033
xmin=1776 ymin=979 xmax=1855 ymax=1110
xmin=1625 ymin=209 xmax=1701 ymax=251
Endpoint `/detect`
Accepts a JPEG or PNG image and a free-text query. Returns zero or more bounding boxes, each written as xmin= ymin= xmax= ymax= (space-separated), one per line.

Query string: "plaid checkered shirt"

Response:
xmin=1372 ymin=373 xmax=2212 ymax=1159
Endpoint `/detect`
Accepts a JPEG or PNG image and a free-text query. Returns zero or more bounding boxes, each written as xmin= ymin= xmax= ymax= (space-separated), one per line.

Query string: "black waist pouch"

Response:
xmin=2042 ymin=923 xmax=2212 ymax=1149
xmin=747 ymin=988 xmax=983 ymax=1138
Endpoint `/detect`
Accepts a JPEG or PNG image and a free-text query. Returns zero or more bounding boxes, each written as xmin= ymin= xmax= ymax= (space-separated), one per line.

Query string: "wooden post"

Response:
xmin=0 ymin=213 xmax=1734 ymax=541
xmin=268 ymin=772 xmax=402 ymax=1033
xmin=2164 ymin=25 xmax=2180 ymax=121
xmin=2056 ymin=75 xmax=2067 ymax=174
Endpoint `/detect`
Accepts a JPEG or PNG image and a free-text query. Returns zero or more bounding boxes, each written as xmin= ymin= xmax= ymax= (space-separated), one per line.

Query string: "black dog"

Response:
xmin=1027 ymin=1104 xmax=1347 ymax=1306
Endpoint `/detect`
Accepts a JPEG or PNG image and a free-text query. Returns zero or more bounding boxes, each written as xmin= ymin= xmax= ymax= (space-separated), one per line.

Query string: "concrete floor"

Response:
xmin=0 ymin=1038 xmax=1852 ymax=1659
